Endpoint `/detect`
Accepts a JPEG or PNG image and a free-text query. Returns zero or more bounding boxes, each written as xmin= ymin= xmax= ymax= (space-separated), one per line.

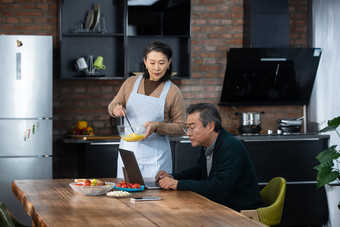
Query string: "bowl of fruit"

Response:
xmin=69 ymin=120 xmax=94 ymax=136
xmin=69 ymin=179 xmax=115 ymax=196
xmin=117 ymin=125 xmax=147 ymax=142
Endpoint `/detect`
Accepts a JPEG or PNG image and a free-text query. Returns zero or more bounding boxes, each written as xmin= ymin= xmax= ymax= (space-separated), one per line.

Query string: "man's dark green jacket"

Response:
xmin=172 ymin=128 xmax=262 ymax=211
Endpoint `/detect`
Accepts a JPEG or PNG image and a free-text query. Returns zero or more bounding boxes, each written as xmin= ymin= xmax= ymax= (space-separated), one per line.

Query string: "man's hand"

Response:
xmin=155 ymin=170 xmax=172 ymax=182
xmin=159 ymin=177 xmax=178 ymax=190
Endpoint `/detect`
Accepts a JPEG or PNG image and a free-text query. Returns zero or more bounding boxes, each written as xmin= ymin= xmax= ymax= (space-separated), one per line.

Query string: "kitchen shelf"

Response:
xmin=62 ymin=76 xmax=126 ymax=80
xmin=60 ymin=0 xmax=191 ymax=80
xmin=62 ymin=33 xmax=124 ymax=37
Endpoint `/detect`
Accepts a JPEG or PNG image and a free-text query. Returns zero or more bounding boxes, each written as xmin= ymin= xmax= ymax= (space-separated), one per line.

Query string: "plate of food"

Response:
xmin=107 ymin=190 xmax=131 ymax=198
xmin=114 ymin=181 xmax=144 ymax=192
xmin=70 ymin=179 xmax=115 ymax=196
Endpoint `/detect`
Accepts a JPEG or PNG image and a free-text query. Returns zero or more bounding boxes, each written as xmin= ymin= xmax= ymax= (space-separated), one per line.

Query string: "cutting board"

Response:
xmin=68 ymin=135 xmax=120 ymax=140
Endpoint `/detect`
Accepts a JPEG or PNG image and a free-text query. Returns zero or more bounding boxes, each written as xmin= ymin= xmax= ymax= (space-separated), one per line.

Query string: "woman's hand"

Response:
xmin=144 ymin=121 xmax=157 ymax=139
xmin=112 ymin=103 xmax=126 ymax=117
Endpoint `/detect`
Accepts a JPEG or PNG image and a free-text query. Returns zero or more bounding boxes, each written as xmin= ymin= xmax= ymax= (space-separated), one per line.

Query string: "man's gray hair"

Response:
xmin=186 ymin=103 xmax=222 ymax=132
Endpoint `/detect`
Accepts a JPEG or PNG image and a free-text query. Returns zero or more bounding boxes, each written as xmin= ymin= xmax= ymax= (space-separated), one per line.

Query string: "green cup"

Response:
xmin=93 ymin=56 xmax=106 ymax=70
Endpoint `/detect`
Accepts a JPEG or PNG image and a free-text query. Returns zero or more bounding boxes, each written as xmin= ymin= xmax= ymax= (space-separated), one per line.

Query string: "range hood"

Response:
xmin=219 ymin=0 xmax=321 ymax=106
xmin=219 ymin=48 xmax=322 ymax=106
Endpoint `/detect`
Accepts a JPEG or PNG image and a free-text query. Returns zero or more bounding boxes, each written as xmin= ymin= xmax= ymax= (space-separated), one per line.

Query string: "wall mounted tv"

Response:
xmin=219 ymin=48 xmax=322 ymax=106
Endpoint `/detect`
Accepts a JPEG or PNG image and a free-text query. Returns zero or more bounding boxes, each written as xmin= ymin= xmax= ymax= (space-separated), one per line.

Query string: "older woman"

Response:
xmin=108 ymin=40 xmax=185 ymax=178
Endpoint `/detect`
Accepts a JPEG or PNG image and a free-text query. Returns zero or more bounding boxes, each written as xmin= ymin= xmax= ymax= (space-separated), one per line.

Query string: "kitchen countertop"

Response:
xmin=235 ymin=133 xmax=330 ymax=141
xmin=62 ymin=133 xmax=330 ymax=144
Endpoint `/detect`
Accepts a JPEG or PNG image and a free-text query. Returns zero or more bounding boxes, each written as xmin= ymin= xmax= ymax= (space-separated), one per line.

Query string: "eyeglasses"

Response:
xmin=183 ymin=124 xmax=203 ymax=134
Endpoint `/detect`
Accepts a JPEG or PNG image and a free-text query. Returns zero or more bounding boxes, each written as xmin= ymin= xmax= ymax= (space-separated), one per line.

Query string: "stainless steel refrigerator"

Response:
xmin=0 ymin=35 xmax=53 ymax=225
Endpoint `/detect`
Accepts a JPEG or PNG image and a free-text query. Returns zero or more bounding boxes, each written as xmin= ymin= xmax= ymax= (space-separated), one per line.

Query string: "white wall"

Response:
xmin=310 ymin=0 xmax=340 ymax=147
xmin=310 ymin=1 xmax=340 ymax=226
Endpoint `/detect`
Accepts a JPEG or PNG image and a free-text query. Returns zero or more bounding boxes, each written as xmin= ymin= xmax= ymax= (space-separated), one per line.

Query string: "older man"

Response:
xmin=155 ymin=103 xmax=262 ymax=211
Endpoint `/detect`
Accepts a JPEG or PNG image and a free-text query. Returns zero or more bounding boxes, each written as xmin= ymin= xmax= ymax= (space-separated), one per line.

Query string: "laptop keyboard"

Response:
xmin=145 ymin=181 xmax=160 ymax=188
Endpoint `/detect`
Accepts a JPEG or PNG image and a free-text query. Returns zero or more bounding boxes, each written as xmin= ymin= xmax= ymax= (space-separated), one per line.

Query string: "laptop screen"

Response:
xmin=118 ymin=149 xmax=161 ymax=189
xmin=118 ymin=148 xmax=145 ymax=185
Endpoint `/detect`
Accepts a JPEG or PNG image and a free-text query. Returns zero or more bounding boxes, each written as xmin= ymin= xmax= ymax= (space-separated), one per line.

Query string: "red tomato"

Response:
xmin=117 ymin=181 xmax=142 ymax=189
xmin=84 ymin=179 xmax=91 ymax=186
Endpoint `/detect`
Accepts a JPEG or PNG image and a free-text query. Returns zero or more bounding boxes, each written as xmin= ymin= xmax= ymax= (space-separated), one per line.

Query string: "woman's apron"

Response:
xmin=117 ymin=75 xmax=172 ymax=178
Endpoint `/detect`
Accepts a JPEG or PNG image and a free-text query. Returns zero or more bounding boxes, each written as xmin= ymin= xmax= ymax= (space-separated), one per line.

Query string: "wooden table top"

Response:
xmin=12 ymin=179 xmax=267 ymax=227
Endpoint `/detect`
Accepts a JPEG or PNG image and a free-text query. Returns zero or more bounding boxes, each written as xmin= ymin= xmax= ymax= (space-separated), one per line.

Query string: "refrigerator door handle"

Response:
xmin=16 ymin=53 xmax=21 ymax=80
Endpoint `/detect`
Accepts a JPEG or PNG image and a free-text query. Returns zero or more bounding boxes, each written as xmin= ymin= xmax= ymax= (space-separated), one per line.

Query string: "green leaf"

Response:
xmin=316 ymin=146 xmax=338 ymax=163
xmin=315 ymin=116 xmax=340 ymax=190
xmin=317 ymin=169 xmax=340 ymax=188
xmin=319 ymin=125 xmax=338 ymax=133
xmin=314 ymin=161 xmax=333 ymax=171
xmin=319 ymin=116 xmax=340 ymax=133
xmin=328 ymin=116 xmax=340 ymax=127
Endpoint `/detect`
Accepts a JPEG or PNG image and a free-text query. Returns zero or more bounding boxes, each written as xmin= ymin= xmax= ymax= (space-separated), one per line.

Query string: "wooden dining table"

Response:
xmin=12 ymin=178 xmax=267 ymax=227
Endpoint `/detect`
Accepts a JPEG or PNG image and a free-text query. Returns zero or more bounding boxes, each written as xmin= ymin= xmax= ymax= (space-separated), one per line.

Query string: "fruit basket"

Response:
xmin=69 ymin=182 xmax=115 ymax=196
xmin=69 ymin=120 xmax=94 ymax=136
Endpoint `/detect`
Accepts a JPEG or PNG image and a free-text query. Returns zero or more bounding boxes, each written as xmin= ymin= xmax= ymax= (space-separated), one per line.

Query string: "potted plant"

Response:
xmin=314 ymin=116 xmax=340 ymax=209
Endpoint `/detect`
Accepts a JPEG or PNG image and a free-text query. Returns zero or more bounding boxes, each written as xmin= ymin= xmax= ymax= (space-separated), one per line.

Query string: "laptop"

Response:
xmin=118 ymin=148 xmax=161 ymax=189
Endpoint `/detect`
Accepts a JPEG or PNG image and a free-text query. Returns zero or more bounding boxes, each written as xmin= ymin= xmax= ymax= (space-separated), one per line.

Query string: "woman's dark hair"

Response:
xmin=186 ymin=103 xmax=222 ymax=132
xmin=143 ymin=40 xmax=173 ymax=82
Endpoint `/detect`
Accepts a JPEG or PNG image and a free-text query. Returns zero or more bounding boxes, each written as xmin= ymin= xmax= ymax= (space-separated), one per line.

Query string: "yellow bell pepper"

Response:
xmin=77 ymin=121 xmax=87 ymax=130
xmin=87 ymin=127 xmax=94 ymax=135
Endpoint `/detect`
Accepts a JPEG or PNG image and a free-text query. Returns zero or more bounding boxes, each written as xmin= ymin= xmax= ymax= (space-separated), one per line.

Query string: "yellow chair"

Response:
xmin=0 ymin=202 xmax=30 ymax=227
xmin=241 ymin=177 xmax=286 ymax=226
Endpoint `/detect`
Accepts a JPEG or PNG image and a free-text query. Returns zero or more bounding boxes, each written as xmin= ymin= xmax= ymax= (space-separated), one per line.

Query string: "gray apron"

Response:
xmin=117 ymin=75 xmax=172 ymax=178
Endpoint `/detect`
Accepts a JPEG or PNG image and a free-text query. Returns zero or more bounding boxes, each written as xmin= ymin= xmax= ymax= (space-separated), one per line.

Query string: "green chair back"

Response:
xmin=257 ymin=177 xmax=286 ymax=226
xmin=0 ymin=202 xmax=30 ymax=227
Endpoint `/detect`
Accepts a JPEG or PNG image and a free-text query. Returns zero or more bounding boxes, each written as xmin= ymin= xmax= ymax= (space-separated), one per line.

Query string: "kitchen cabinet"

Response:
xmin=239 ymin=135 xmax=329 ymax=227
xmin=59 ymin=136 xmax=120 ymax=178
xmin=171 ymin=140 xmax=201 ymax=173
xmin=60 ymin=137 xmax=200 ymax=177
xmin=82 ymin=142 xmax=119 ymax=178
xmin=60 ymin=0 xmax=191 ymax=80
xmin=59 ymin=138 xmax=120 ymax=178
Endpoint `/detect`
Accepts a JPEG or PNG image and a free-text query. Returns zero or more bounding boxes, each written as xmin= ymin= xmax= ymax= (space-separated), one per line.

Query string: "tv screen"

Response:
xmin=219 ymin=48 xmax=322 ymax=106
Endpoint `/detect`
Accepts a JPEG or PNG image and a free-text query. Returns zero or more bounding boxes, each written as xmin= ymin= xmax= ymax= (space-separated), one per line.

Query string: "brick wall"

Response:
xmin=0 ymin=0 xmax=309 ymax=138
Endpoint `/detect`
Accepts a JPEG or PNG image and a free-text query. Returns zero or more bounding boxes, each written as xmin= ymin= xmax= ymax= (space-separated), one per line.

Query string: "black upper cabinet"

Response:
xmin=60 ymin=0 xmax=191 ymax=80
xmin=128 ymin=0 xmax=190 ymax=36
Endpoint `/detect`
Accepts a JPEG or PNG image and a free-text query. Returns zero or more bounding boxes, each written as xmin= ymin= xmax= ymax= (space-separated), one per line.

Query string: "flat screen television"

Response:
xmin=219 ymin=48 xmax=322 ymax=106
